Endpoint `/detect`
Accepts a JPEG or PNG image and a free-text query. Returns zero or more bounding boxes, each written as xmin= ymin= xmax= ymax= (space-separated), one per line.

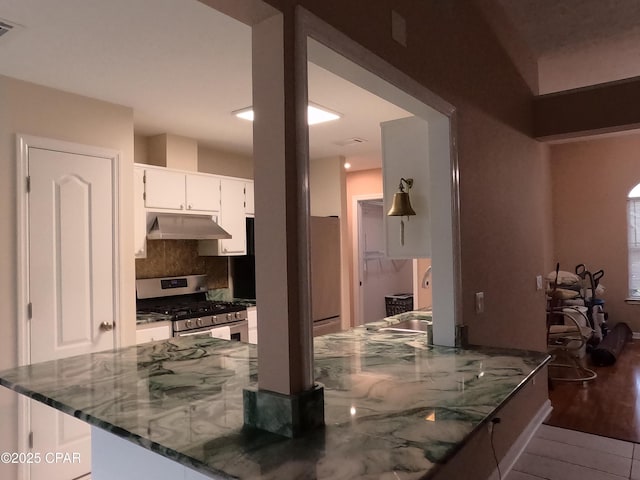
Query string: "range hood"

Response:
xmin=147 ymin=214 xmax=231 ymax=240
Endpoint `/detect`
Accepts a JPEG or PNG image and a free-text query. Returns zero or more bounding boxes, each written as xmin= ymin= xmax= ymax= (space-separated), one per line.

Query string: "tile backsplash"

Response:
xmin=135 ymin=240 xmax=228 ymax=288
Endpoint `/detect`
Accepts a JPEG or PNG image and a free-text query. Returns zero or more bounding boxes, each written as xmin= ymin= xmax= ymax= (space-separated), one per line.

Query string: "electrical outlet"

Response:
xmin=536 ymin=275 xmax=543 ymax=291
xmin=475 ymin=292 xmax=484 ymax=314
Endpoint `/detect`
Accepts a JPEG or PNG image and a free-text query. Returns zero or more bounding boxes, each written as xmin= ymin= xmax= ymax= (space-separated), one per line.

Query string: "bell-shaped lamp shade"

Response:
xmin=387 ymin=178 xmax=416 ymax=217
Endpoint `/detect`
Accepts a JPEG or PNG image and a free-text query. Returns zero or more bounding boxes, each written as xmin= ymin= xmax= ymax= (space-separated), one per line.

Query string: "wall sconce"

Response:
xmin=387 ymin=178 xmax=416 ymax=246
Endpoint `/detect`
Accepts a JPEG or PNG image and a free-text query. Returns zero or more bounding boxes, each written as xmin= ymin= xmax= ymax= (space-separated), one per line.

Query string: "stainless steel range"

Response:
xmin=136 ymin=275 xmax=248 ymax=341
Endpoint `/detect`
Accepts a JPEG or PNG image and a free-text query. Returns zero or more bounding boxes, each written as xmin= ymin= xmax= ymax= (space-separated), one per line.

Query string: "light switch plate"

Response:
xmin=391 ymin=10 xmax=407 ymax=47
xmin=536 ymin=275 xmax=543 ymax=291
xmin=475 ymin=292 xmax=484 ymax=314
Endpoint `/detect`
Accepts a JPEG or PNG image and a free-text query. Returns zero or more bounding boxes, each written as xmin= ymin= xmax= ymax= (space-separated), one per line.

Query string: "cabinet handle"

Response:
xmin=188 ymin=204 xmax=192 ymax=210
xmin=180 ymin=204 xmax=184 ymax=210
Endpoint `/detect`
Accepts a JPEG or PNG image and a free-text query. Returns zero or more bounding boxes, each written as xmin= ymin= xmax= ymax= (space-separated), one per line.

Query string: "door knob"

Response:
xmin=100 ymin=321 xmax=114 ymax=332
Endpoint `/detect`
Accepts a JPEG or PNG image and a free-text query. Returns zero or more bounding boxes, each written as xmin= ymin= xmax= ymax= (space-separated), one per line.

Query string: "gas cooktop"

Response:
xmin=138 ymin=300 xmax=246 ymax=321
xmin=135 ymin=275 xmax=247 ymax=322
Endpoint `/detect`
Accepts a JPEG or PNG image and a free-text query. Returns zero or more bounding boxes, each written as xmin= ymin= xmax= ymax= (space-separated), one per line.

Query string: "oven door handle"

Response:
xmin=184 ymin=331 xmax=213 ymax=337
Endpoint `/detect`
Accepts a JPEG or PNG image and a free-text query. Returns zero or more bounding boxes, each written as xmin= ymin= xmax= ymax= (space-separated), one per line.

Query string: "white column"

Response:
xmin=252 ymin=11 xmax=314 ymax=395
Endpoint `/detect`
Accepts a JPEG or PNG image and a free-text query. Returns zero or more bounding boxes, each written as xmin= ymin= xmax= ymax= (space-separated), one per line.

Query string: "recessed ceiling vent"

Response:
xmin=0 ymin=19 xmax=18 ymax=39
xmin=334 ymin=137 xmax=368 ymax=147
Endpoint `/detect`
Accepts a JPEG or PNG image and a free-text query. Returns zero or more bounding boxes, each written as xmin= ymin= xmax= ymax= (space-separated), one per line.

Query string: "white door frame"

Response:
xmin=299 ymin=8 xmax=462 ymax=345
xmin=15 ymin=133 xmax=122 ymax=480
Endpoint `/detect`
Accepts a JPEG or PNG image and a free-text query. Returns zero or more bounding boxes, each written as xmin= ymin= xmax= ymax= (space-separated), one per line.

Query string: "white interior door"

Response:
xmin=27 ymin=145 xmax=117 ymax=480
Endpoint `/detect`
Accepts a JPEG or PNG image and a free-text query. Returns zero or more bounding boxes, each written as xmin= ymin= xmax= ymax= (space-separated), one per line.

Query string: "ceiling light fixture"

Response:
xmin=344 ymin=162 xmax=351 ymax=169
xmin=233 ymin=102 xmax=341 ymax=125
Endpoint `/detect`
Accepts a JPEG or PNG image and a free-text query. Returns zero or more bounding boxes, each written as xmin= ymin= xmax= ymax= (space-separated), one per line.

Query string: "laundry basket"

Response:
xmin=385 ymin=294 xmax=413 ymax=316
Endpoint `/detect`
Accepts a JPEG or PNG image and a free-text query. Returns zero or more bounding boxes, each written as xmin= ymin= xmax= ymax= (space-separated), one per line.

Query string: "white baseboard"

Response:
xmin=487 ymin=399 xmax=553 ymax=480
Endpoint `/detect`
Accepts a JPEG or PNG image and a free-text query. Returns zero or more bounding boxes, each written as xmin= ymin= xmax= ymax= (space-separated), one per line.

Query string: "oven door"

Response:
xmin=228 ymin=320 xmax=248 ymax=342
xmin=173 ymin=321 xmax=248 ymax=342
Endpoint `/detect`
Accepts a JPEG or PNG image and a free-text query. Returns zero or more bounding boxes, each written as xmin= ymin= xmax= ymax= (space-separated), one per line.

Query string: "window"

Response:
xmin=628 ymin=184 xmax=640 ymax=297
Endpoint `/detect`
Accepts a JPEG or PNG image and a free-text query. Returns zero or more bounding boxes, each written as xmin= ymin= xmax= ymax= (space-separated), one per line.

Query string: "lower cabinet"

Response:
xmin=247 ymin=307 xmax=257 ymax=344
xmin=136 ymin=321 xmax=173 ymax=345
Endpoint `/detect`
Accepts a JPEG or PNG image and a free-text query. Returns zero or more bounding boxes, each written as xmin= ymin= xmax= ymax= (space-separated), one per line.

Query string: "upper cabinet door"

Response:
xmin=219 ymin=178 xmax=247 ymax=255
xmin=186 ymin=174 xmax=221 ymax=212
xmin=134 ymin=167 xmax=147 ymax=258
xmin=144 ymin=169 xmax=186 ymax=210
xmin=245 ymin=180 xmax=255 ymax=216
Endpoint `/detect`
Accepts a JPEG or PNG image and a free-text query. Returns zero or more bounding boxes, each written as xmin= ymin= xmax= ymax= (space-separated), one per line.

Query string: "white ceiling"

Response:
xmin=5 ymin=0 xmax=632 ymax=161
xmin=496 ymin=0 xmax=640 ymax=92
xmin=0 ymin=0 xmax=410 ymax=170
xmin=497 ymin=0 xmax=640 ymax=56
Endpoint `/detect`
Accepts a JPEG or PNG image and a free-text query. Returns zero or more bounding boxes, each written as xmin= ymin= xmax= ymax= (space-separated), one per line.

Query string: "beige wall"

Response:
xmin=261 ymin=0 xmax=552 ymax=468
xmin=459 ymin=105 xmax=552 ymax=350
xmin=134 ymin=134 xmax=149 ymax=164
xmin=0 ymin=74 xmax=17 ymax=479
xmin=551 ymin=132 xmax=640 ymax=332
xmin=309 ymin=155 xmax=344 ymax=216
xmin=0 ymin=75 xmax=136 ymax=477
xmin=136 ymin=136 xmax=254 ymax=178
xmin=147 ymin=133 xmax=199 ymax=171
xmin=198 ymin=144 xmax=253 ymax=178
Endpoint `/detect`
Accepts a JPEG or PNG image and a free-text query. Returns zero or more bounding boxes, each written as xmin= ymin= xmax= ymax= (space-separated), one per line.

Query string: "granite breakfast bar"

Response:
xmin=0 ymin=323 xmax=549 ymax=479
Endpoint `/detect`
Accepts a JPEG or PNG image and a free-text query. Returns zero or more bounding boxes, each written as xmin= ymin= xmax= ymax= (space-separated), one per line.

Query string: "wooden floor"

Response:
xmin=547 ymin=339 xmax=640 ymax=443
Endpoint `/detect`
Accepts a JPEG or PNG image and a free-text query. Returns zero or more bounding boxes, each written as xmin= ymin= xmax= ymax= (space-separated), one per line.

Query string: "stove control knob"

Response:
xmin=186 ymin=319 xmax=192 ymax=328
xmin=211 ymin=315 xmax=217 ymax=325
xmin=235 ymin=312 xmax=241 ymax=319
xmin=196 ymin=318 xmax=203 ymax=327
xmin=227 ymin=313 xmax=232 ymax=322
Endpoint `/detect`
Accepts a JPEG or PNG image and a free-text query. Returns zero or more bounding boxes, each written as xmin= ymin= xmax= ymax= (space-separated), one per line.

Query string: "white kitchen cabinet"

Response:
xmin=144 ymin=168 xmax=186 ymax=210
xmin=247 ymin=307 xmax=257 ymax=344
xmin=218 ymin=177 xmax=247 ymax=255
xmin=199 ymin=177 xmax=247 ymax=256
xmin=142 ymin=165 xmax=221 ymax=213
xmin=136 ymin=321 xmax=173 ymax=345
xmin=134 ymin=166 xmax=147 ymax=258
xmin=185 ymin=174 xmax=221 ymax=212
xmin=245 ymin=180 xmax=255 ymax=216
